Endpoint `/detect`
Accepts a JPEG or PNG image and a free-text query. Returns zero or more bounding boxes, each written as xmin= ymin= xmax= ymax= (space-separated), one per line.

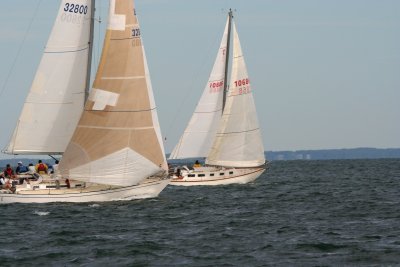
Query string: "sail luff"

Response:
xmin=60 ymin=0 xmax=166 ymax=186
xmin=141 ymin=42 xmax=168 ymax=171
xmin=206 ymin=20 xmax=265 ymax=168
xmin=85 ymin=0 xmax=96 ymax=102
xmin=169 ymin=17 xmax=230 ymax=160
xmin=5 ymin=0 xmax=93 ymax=155
xmin=222 ymin=9 xmax=233 ymax=113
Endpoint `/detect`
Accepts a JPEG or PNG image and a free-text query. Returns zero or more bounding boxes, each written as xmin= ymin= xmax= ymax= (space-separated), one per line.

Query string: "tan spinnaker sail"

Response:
xmin=60 ymin=0 xmax=166 ymax=186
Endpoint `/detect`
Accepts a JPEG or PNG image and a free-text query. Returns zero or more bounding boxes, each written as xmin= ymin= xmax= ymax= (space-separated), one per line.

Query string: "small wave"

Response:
xmin=296 ymin=242 xmax=347 ymax=252
xmin=89 ymin=204 xmax=101 ymax=208
xmin=34 ymin=211 xmax=50 ymax=216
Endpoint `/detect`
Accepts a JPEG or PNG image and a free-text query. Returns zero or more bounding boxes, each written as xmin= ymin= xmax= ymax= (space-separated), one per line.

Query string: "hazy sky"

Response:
xmin=0 ymin=0 xmax=399 ymax=160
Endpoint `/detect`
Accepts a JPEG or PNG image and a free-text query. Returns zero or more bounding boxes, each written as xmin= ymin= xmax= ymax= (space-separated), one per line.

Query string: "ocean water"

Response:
xmin=1 ymin=159 xmax=399 ymax=266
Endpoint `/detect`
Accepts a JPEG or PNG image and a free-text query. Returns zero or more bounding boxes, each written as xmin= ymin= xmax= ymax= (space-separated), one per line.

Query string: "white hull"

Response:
xmin=170 ymin=166 xmax=266 ymax=186
xmin=0 ymin=177 xmax=170 ymax=204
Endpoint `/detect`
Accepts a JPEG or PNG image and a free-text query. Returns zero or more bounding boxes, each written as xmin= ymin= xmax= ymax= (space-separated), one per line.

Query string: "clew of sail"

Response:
xmin=169 ymin=18 xmax=230 ymax=160
xmin=59 ymin=0 xmax=167 ymax=187
xmin=206 ymin=21 xmax=265 ymax=168
xmin=5 ymin=0 xmax=92 ymax=155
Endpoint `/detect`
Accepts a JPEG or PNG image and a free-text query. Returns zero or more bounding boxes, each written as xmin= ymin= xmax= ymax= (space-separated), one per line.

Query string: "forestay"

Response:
xmin=59 ymin=0 xmax=167 ymax=186
xmin=206 ymin=22 xmax=265 ymax=168
xmin=169 ymin=19 xmax=229 ymax=159
xmin=6 ymin=0 xmax=92 ymax=155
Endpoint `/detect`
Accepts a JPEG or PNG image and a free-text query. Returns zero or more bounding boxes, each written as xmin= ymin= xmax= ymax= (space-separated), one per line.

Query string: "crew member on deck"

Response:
xmin=3 ymin=164 xmax=15 ymax=178
xmin=193 ymin=160 xmax=201 ymax=168
xmin=35 ymin=160 xmax=48 ymax=175
xmin=16 ymin=161 xmax=29 ymax=174
xmin=0 ymin=173 xmax=6 ymax=189
xmin=28 ymin=163 xmax=36 ymax=174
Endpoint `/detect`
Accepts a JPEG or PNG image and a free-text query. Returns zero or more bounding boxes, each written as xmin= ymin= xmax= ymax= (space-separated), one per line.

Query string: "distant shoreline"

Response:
xmin=266 ymin=148 xmax=400 ymax=161
xmin=1 ymin=148 xmax=400 ymax=166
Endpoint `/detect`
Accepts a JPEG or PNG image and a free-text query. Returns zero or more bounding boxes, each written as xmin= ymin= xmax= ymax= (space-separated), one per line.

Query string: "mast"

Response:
xmin=85 ymin=0 xmax=96 ymax=102
xmin=222 ymin=9 xmax=233 ymax=113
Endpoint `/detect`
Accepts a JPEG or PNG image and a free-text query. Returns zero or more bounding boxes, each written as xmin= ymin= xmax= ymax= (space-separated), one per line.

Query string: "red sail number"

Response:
xmin=234 ymin=78 xmax=250 ymax=87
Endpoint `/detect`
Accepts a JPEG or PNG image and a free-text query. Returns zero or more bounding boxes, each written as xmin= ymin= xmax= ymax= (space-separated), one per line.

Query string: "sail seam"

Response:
xmin=209 ymin=78 xmax=224 ymax=82
xmin=85 ymin=108 xmax=156 ymax=113
xmin=216 ymin=128 xmax=260 ymax=135
xmin=44 ymin=47 xmax=89 ymax=54
xmin=101 ymin=76 xmax=145 ymax=80
xmin=194 ymin=109 xmax=223 ymax=114
xmin=227 ymin=93 xmax=251 ymax=98
xmin=233 ymin=55 xmax=244 ymax=59
xmin=77 ymin=125 xmax=154 ymax=130
xmin=111 ymin=37 xmax=140 ymax=41
xmin=25 ymin=101 xmax=74 ymax=104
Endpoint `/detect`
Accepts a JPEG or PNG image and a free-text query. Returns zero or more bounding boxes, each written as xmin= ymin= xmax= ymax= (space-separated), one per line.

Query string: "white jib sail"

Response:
xmin=206 ymin=21 xmax=265 ymax=168
xmin=169 ymin=18 xmax=230 ymax=159
xmin=142 ymin=42 xmax=168 ymax=172
xmin=5 ymin=0 xmax=92 ymax=154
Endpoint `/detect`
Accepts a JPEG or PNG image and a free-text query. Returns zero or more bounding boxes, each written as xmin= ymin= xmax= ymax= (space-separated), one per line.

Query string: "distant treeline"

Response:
xmin=266 ymin=148 xmax=400 ymax=161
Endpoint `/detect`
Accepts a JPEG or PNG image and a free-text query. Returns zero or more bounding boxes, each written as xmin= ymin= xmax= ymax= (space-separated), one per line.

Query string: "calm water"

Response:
xmin=1 ymin=159 xmax=399 ymax=266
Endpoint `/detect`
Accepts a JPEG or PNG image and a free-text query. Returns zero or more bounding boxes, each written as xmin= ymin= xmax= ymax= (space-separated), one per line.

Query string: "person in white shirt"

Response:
xmin=28 ymin=163 xmax=36 ymax=174
xmin=0 ymin=175 xmax=5 ymax=189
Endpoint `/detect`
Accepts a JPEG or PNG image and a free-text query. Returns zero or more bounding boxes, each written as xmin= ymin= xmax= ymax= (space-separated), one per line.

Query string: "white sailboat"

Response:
xmin=169 ymin=10 xmax=267 ymax=186
xmin=0 ymin=0 xmax=169 ymax=203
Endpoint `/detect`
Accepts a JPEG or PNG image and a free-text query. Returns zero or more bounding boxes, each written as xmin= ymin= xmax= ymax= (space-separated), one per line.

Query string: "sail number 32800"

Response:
xmin=64 ymin=3 xmax=88 ymax=14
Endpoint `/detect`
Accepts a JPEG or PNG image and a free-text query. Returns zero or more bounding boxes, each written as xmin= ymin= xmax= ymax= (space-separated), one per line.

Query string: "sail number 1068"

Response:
xmin=234 ymin=78 xmax=251 ymax=95
xmin=234 ymin=78 xmax=250 ymax=87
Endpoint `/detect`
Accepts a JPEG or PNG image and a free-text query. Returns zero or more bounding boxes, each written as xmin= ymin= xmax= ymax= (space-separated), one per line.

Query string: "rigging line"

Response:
xmin=93 ymin=0 xmax=103 ymax=83
xmin=165 ymin=11 xmax=224 ymax=142
xmin=0 ymin=0 xmax=43 ymax=98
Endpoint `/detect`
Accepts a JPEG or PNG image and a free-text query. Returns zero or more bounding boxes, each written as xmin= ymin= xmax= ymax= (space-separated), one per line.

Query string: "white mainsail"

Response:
xmin=206 ymin=22 xmax=265 ymax=168
xmin=168 ymin=19 xmax=230 ymax=159
xmin=59 ymin=0 xmax=167 ymax=187
xmin=6 ymin=0 xmax=92 ymax=154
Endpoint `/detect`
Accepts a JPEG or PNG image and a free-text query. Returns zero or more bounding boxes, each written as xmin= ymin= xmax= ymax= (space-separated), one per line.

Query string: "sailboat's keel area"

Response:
xmin=0 ymin=176 xmax=170 ymax=203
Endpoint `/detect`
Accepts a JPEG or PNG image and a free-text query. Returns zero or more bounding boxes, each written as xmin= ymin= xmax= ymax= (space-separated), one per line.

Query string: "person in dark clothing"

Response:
xmin=16 ymin=161 xmax=29 ymax=174
xmin=3 ymin=164 xmax=15 ymax=178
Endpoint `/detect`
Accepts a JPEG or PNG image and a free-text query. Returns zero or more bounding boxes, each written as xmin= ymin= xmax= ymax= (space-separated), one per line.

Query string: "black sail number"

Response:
xmin=132 ymin=28 xmax=141 ymax=37
xmin=64 ymin=3 xmax=88 ymax=15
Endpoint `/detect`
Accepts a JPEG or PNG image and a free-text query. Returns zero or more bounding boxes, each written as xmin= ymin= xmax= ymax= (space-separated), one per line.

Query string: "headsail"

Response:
xmin=5 ymin=0 xmax=93 ymax=155
xmin=59 ymin=0 xmax=167 ymax=187
xmin=206 ymin=21 xmax=265 ymax=168
xmin=169 ymin=18 xmax=230 ymax=159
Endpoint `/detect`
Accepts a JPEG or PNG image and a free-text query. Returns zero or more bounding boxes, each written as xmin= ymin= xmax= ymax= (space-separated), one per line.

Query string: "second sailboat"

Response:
xmin=169 ymin=10 xmax=267 ymax=186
